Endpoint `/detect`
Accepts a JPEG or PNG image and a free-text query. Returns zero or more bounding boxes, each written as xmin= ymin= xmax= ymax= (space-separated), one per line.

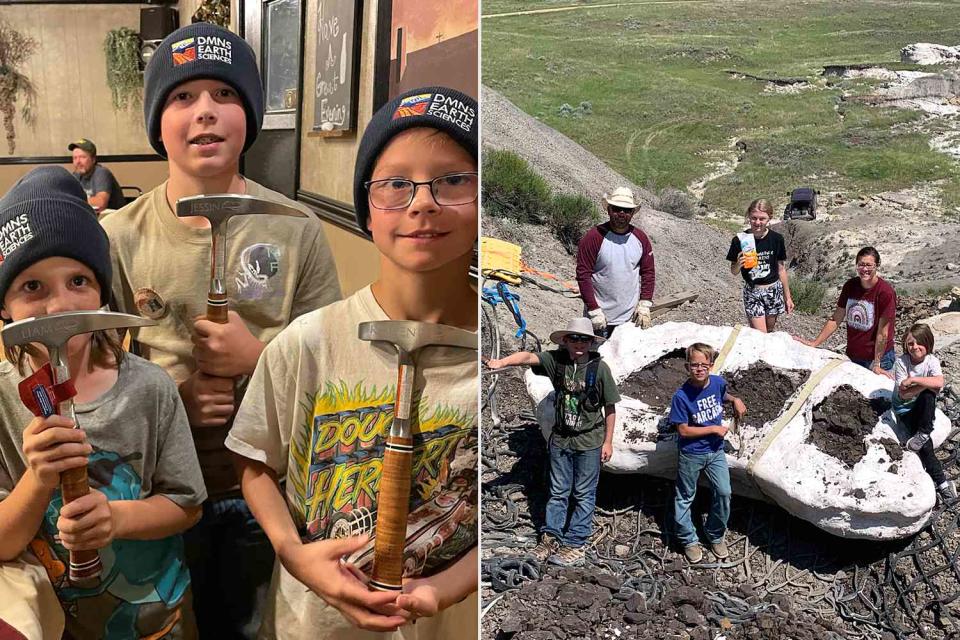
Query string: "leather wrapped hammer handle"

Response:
xmin=370 ymin=362 xmax=415 ymax=591
xmin=369 ymin=435 xmax=413 ymax=591
xmin=60 ymin=465 xmax=103 ymax=583
xmin=207 ymin=292 xmax=229 ymax=324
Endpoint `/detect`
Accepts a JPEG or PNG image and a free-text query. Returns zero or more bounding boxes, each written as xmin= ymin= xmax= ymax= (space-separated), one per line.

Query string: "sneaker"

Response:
xmin=710 ymin=539 xmax=730 ymax=560
xmin=937 ymin=480 xmax=958 ymax=501
xmin=548 ymin=545 xmax=586 ymax=567
xmin=529 ymin=533 xmax=560 ymax=562
xmin=683 ymin=544 xmax=703 ymax=564
xmin=907 ymin=432 xmax=931 ymax=452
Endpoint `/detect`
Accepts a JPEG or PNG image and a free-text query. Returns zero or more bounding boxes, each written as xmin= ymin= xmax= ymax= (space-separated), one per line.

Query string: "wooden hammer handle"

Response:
xmin=370 ymin=435 xmax=413 ymax=591
xmin=207 ymin=292 xmax=229 ymax=324
xmin=60 ymin=465 xmax=102 ymax=583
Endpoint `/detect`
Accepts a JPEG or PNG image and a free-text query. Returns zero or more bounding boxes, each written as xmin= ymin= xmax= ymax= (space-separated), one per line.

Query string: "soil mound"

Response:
xmin=619 ymin=349 xmax=688 ymax=411
xmin=725 ymin=364 xmax=810 ymax=430
xmin=807 ymin=385 xmax=892 ymax=466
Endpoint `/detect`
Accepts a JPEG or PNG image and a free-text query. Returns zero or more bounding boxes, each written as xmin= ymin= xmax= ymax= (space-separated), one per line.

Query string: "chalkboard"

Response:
xmin=313 ymin=0 xmax=362 ymax=133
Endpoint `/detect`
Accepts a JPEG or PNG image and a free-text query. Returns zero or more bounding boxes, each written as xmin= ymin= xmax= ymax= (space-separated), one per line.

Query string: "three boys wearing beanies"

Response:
xmin=0 ymin=21 xmax=478 ymax=640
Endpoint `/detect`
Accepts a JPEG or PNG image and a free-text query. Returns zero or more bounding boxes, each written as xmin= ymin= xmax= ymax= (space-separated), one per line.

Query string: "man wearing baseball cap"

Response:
xmin=68 ymin=138 xmax=125 ymax=213
xmin=575 ymin=186 xmax=656 ymax=337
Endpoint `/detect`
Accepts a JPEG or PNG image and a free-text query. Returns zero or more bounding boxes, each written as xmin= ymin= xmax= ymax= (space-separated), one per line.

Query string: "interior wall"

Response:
xmin=0 ymin=5 xmax=151 ymax=158
xmin=299 ymin=0 xmax=376 ymax=213
xmin=299 ymin=0 xmax=380 ymax=291
xmin=0 ymin=161 xmax=168 ymax=197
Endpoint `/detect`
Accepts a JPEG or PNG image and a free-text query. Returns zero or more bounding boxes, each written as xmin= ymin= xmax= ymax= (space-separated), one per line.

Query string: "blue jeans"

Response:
xmin=543 ymin=441 xmax=602 ymax=547
xmin=851 ymin=347 xmax=895 ymax=372
xmin=674 ymin=449 xmax=731 ymax=548
xmin=184 ymin=494 xmax=275 ymax=639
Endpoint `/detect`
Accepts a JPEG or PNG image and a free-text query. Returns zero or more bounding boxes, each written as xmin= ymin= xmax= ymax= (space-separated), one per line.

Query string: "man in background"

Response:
xmin=69 ymin=138 xmax=125 ymax=213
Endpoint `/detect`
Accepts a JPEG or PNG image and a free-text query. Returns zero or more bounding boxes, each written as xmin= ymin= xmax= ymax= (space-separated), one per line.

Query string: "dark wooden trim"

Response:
xmin=0 ymin=154 xmax=162 ymax=165
xmin=371 ymin=0 xmax=392 ymax=111
xmin=297 ymin=190 xmax=369 ymax=238
xmin=293 ymin=0 xmax=305 ymax=195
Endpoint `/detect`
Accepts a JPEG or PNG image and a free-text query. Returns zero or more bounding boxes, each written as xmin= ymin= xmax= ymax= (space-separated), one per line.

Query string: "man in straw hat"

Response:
xmin=576 ymin=186 xmax=656 ymax=337
xmin=486 ymin=317 xmax=620 ymax=566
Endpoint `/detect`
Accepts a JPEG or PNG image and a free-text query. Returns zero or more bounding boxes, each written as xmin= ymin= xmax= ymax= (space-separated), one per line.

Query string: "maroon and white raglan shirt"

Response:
xmin=576 ymin=223 xmax=656 ymax=325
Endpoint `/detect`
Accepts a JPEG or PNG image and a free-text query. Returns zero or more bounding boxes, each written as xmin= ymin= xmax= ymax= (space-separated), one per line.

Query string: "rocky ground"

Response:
xmin=481 ymin=71 xmax=960 ymax=639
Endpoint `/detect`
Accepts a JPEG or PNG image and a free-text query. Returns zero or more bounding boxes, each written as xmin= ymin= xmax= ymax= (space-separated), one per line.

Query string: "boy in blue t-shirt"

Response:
xmin=668 ymin=343 xmax=746 ymax=563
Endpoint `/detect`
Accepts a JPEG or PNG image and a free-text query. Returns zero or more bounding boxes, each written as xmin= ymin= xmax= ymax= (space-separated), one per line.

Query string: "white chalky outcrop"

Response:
xmin=525 ymin=323 xmax=951 ymax=540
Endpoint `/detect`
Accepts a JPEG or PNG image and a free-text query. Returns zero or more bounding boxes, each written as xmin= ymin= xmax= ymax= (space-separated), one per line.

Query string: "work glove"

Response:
xmin=587 ymin=308 xmax=607 ymax=333
xmin=632 ymin=300 xmax=653 ymax=329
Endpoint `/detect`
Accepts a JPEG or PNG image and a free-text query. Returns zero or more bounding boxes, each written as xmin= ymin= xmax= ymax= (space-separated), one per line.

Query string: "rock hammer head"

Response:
xmin=175 ymin=193 xmax=307 ymax=225
xmin=358 ymin=320 xmax=477 ymax=357
xmin=2 ymin=310 xmax=157 ymax=352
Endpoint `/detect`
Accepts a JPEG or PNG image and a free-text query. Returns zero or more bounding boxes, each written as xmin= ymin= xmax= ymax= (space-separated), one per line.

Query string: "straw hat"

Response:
xmin=549 ymin=317 xmax=606 ymax=346
xmin=603 ymin=187 xmax=638 ymax=209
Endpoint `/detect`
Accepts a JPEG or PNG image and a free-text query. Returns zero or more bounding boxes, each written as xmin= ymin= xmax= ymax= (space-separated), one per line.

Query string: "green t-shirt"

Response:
xmin=533 ymin=349 xmax=620 ymax=451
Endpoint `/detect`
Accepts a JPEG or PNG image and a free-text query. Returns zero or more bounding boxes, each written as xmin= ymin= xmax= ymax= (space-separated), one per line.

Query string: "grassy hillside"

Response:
xmin=482 ymin=0 xmax=960 ymax=216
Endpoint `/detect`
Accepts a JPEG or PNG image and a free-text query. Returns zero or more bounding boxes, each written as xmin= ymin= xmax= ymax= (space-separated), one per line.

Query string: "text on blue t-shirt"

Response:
xmin=668 ymin=375 xmax=727 ymax=454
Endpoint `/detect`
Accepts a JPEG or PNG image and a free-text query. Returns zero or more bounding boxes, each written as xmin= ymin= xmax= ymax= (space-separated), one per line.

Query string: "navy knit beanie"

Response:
xmin=0 ymin=166 xmax=111 ymax=308
xmin=143 ymin=23 xmax=263 ymax=157
xmin=353 ymin=87 xmax=478 ymax=235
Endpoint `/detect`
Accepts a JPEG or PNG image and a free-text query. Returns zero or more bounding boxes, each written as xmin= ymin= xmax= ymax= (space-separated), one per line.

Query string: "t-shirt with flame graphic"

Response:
xmin=226 ymin=285 xmax=477 ymax=638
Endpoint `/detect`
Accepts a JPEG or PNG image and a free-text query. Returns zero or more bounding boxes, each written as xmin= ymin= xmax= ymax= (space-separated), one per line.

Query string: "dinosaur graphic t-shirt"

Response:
xmin=0 ymin=355 xmax=207 ymax=640
xmin=227 ymin=286 xmax=478 ymax=639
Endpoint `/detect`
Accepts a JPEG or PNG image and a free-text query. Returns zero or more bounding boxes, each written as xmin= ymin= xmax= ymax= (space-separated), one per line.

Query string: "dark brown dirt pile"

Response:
xmin=807 ymin=385 xmax=891 ymax=467
xmin=491 ymin=566 xmax=840 ymax=640
xmin=724 ymin=364 xmax=810 ymax=430
xmin=620 ymin=349 xmax=689 ymax=411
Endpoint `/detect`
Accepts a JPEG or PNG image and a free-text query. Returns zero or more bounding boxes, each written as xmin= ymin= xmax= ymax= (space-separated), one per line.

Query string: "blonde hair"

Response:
xmin=686 ymin=342 xmax=716 ymax=364
xmin=746 ymin=199 xmax=774 ymax=219
xmin=5 ymin=329 xmax=125 ymax=376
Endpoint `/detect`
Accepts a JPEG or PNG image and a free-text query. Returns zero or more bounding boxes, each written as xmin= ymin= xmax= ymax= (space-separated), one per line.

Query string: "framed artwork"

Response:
xmin=373 ymin=0 xmax=478 ymax=111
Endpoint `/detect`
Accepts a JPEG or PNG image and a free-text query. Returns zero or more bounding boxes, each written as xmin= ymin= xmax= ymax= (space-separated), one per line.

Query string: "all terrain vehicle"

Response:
xmin=784 ymin=187 xmax=818 ymax=220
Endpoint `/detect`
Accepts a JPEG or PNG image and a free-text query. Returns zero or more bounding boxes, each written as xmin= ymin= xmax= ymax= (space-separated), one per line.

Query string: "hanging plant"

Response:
xmin=0 ymin=19 xmax=37 ymax=155
xmin=193 ymin=0 xmax=231 ymax=29
xmin=104 ymin=27 xmax=143 ymax=111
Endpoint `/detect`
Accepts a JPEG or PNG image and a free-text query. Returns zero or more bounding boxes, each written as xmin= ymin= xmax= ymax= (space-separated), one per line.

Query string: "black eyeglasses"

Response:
xmin=608 ymin=205 xmax=635 ymax=214
xmin=364 ymin=172 xmax=478 ymax=210
xmin=566 ymin=334 xmax=594 ymax=343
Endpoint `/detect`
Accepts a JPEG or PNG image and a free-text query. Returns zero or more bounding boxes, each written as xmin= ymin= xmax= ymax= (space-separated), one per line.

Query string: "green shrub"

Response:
xmin=482 ymin=150 xmax=551 ymax=224
xmin=790 ymin=277 xmax=827 ymax=314
xmin=548 ymin=193 xmax=600 ymax=254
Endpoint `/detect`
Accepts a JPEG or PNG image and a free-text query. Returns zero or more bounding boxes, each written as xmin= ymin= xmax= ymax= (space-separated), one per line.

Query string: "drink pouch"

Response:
xmin=738 ymin=232 xmax=758 ymax=270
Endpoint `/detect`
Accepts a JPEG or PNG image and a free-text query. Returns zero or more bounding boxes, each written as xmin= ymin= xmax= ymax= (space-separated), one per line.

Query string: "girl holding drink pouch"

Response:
xmin=726 ymin=199 xmax=794 ymax=333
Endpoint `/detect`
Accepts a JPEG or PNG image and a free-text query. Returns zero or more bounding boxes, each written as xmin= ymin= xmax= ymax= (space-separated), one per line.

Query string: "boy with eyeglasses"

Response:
xmin=669 ymin=343 xmax=746 ymax=564
xmin=226 ymin=87 xmax=479 ymax=637
xmin=486 ymin=317 xmax=620 ymax=567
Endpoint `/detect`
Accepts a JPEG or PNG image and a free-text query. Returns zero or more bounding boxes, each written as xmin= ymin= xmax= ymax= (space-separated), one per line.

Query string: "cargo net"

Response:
xmin=481 ymin=381 xmax=960 ymax=640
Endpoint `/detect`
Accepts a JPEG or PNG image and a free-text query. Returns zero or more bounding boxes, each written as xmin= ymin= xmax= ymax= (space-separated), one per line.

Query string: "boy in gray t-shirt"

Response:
xmin=0 ymin=167 xmax=206 ymax=639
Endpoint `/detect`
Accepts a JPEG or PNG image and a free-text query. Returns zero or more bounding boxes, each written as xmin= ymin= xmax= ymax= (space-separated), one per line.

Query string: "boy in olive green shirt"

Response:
xmin=487 ymin=316 xmax=619 ymax=566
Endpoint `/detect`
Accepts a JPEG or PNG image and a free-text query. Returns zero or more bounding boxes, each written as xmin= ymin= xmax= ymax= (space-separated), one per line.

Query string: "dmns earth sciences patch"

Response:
xmin=0 ymin=214 xmax=34 ymax=263
xmin=172 ymin=35 xmax=233 ymax=66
